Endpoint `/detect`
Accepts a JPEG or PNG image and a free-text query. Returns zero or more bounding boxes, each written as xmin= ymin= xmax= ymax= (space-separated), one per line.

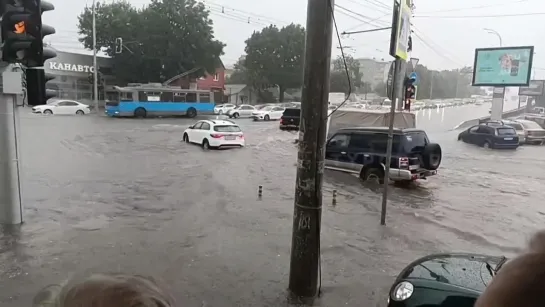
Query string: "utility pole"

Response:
xmin=288 ymin=0 xmax=334 ymax=300
xmin=92 ymin=0 xmax=99 ymax=114
xmin=429 ymin=71 xmax=434 ymax=99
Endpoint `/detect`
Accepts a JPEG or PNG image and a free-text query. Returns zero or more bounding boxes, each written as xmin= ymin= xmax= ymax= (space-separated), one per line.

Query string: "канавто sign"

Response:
xmin=519 ymin=80 xmax=544 ymax=96
xmin=472 ymin=46 xmax=534 ymax=87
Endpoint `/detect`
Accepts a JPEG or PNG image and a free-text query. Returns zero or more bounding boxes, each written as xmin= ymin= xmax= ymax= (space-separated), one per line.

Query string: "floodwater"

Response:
xmin=1 ymin=103 xmax=543 ymax=306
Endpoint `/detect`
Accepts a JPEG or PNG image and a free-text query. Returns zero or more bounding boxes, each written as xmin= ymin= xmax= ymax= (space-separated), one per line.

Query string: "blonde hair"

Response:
xmin=33 ymin=274 xmax=174 ymax=307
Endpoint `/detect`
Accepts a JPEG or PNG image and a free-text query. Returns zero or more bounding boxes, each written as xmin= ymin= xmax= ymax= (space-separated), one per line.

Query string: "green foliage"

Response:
xmin=331 ymin=55 xmax=363 ymax=90
xmin=225 ymin=57 xmax=248 ymax=85
xmin=413 ymin=64 xmax=477 ymax=99
xmin=77 ymin=0 xmax=225 ymax=84
xmin=243 ymin=24 xmax=305 ymax=102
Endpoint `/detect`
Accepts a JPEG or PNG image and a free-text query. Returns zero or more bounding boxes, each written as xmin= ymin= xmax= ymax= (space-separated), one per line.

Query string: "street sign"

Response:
xmin=409 ymin=72 xmax=418 ymax=84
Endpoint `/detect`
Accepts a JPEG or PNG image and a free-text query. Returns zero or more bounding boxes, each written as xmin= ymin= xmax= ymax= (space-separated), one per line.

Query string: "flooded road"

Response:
xmin=1 ymin=103 xmax=543 ymax=306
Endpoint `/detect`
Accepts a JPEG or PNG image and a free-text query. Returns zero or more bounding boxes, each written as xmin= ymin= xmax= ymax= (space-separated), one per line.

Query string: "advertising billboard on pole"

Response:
xmin=519 ymin=80 xmax=544 ymax=96
xmin=471 ymin=46 xmax=534 ymax=87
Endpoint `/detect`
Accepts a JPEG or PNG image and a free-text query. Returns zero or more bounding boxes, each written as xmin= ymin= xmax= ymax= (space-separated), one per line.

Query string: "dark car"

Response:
xmin=457 ymin=123 xmax=519 ymax=149
xmin=279 ymin=108 xmax=300 ymax=130
xmin=324 ymin=127 xmax=442 ymax=184
xmin=387 ymin=253 xmax=508 ymax=307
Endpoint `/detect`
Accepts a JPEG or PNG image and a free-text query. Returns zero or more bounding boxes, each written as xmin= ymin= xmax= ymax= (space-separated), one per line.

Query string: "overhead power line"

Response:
xmin=418 ymin=0 xmax=530 ymax=14
xmin=415 ymin=12 xmax=545 ymax=18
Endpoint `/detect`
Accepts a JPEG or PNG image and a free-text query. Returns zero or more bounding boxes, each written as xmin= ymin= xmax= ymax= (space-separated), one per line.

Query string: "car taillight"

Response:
xmin=210 ymin=134 xmax=223 ymax=138
xmin=399 ymin=157 xmax=409 ymax=169
xmin=238 ymin=134 xmax=244 ymax=139
xmin=280 ymin=119 xmax=284 ymax=124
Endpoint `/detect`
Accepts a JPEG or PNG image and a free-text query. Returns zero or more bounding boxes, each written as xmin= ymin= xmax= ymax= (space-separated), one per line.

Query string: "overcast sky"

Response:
xmin=47 ymin=0 xmax=544 ymax=78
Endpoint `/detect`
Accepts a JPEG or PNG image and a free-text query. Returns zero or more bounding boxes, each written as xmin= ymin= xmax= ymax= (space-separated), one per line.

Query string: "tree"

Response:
xmin=225 ymin=56 xmax=248 ymax=84
xmin=329 ymin=71 xmax=350 ymax=94
xmin=331 ymin=55 xmax=363 ymax=90
xmin=77 ymin=0 xmax=225 ymax=84
xmin=243 ymin=24 xmax=305 ymax=102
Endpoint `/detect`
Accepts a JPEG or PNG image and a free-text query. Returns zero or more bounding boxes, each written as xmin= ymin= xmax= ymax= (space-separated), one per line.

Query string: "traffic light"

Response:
xmin=404 ymin=77 xmax=416 ymax=100
xmin=115 ymin=37 xmax=123 ymax=54
xmin=1 ymin=0 xmax=57 ymax=67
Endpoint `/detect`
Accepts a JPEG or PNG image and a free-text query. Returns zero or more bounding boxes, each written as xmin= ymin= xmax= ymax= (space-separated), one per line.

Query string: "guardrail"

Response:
xmin=453 ymin=105 xmax=531 ymax=130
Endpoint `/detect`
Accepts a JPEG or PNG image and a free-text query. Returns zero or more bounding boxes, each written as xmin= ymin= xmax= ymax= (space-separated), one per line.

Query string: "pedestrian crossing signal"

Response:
xmin=14 ymin=21 xmax=25 ymax=34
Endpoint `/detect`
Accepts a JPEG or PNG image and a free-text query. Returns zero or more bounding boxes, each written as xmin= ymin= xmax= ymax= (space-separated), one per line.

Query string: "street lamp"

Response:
xmin=92 ymin=0 xmax=98 ymax=114
xmin=483 ymin=28 xmax=502 ymax=47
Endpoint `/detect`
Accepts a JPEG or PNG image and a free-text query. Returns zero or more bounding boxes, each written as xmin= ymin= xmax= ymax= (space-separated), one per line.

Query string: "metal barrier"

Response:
xmin=453 ymin=105 xmax=531 ymax=130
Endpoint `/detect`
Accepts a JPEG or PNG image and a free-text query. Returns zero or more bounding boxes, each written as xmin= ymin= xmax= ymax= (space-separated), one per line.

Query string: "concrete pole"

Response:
xmin=288 ymin=0 xmax=334 ymax=300
xmin=0 ymin=93 xmax=23 ymax=224
xmin=92 ymin=0 xmax=99 ymax=114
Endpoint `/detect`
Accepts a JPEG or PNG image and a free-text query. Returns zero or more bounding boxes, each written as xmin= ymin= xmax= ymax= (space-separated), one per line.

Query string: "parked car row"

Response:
xmin=457 ymin=119 xmax=545 ymax=149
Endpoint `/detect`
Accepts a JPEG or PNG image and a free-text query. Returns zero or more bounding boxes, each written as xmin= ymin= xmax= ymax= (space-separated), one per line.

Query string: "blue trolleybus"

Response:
xmin=105 ymin=83 xmax=215 ymax=118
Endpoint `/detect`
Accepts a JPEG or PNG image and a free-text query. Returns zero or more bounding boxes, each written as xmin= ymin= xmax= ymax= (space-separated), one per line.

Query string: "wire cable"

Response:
xmin=415 ymin=12 xmax=545 ymax=18
xmin=328 ymin=3 xmax=352 ymax=119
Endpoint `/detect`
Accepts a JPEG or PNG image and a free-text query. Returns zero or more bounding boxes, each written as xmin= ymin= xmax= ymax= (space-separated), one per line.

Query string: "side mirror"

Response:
xmin=188 ymin=125 xmax=193 ymax=129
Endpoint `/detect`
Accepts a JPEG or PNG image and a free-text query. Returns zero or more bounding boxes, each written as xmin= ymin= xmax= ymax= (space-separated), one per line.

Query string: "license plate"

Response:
xmin=504 ymin=137 xmax=513 ymax=140
xmin=409 ymin=164 xmax=420 ymax=170
xmin=225 ymin=136 xmax=236 ymax=140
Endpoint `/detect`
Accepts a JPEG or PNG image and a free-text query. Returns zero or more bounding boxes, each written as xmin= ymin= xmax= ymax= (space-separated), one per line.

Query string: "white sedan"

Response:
xmin=214 ymin=104 xmax=236 ymax=115
xmin=251 ymin=106 xmax=285 ymax=121
xmin=227 ymin=104 xmax=256 ymax=118
xmin=32 ymin=99 xmax=91 ymax=115
xmin=182 ymin=119 xmax=245 ymax=149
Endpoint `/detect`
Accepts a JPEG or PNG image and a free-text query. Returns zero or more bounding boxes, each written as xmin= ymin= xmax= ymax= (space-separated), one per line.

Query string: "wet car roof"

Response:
xmin=338 ymin=127 xmax=425 ymax=134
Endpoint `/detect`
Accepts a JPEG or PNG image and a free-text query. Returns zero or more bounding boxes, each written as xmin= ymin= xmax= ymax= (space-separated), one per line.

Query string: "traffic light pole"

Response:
xmin=92 ymin=0 xmax=99 ymax=114
xmin=288 ymin=0 xmax=333 ymax=300
xmin=0 ymin=66 xmax=24 ymax=224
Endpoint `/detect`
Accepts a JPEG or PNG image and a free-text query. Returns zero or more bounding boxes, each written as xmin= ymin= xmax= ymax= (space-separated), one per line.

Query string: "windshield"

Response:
xmin=214 ymin=125 xmax=241 ymax=132
xmin=497 ymin=127 xmax=517 ymax=135
xmin=403 ymin=256 xmax=496 ymax=292
xmin=396 ymin=132 xmax=428 ymax=153
xmin=283 ymin=108 xmax=300 ymax=116
xmin=507 ymin=123 xmax=523 ymax=130
xmin=521 ymin=121 xmax=542 ymax=129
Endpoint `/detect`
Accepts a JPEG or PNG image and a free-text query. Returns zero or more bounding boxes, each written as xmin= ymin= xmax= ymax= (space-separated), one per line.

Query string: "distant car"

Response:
xmin=251 ymin=106 xmax=285 ymax=121
xmin=457 ymin=123 xmax=519 ymax=149
xmin=279 ymin=108 xmax=300 ymax=130
xmin=498 ymin=120 xmax=526 ymax=143
xmin=213 ymin=104 xmax=236 ymax=115
xmin=514 ymin=119 xmax=545 ymax=145
xmin=387 ymin=253 xmax=507 ymax=307
xmin=32 ymin=99 xmax=91 ymax=115
xmin=226 ymin=104 xmax=256 ymax=118
xmin=182 ymin=119 xmax=244 ymax=150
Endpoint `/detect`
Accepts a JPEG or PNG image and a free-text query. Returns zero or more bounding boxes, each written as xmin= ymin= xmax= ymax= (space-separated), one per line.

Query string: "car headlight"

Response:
xmin=391 ymin=281 xmax=414 ymax=302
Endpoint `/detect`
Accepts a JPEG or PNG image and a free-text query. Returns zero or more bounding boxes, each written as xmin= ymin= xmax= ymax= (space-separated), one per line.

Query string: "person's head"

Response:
xmin=33 ymin=273 xmax=175 ymax=307
xmin=475 ymin=230 xmax=545 ymax=307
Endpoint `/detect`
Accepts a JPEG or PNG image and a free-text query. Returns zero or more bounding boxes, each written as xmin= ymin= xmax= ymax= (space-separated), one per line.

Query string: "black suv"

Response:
xmin=325 ymin=127 xmax=442 ymax=184
xmin=279 ymin=108 xmax=300 ymax=130
xmin=457 ymin=123 xmax=519 ymax=149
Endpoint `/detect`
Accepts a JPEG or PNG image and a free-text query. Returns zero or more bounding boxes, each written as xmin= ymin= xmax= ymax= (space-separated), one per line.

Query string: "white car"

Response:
xmin=182 ymin=119 xmax=244 ymax=149
xmin=251 ymin=106 xmax=285 ymax=121
xmin=32 ymin=99 xmax=91 ymax=115
xmin=227 ymin=104 xmax=256 ymax=118
xmin=214 ymin=104 xmax=236 ymax=115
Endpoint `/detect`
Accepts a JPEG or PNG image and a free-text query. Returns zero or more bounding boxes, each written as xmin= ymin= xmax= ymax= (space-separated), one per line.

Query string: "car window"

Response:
xmin=348 ymin=133 xmax=371 ymax=150
xmin=193 ymin=122 xmax=203 ymax=129
xmin=328 ymin=134 xmax=350 ymax=148
xmin=402 ymin=132 xmax=429 ymax=152
xmin=200 ymin=122 xmax=211 ymax=130
xmin=214 ymin=125 xmax=241 ymax=132
xmin=496 ymin=127 xmax=516 ymax=135
xmin=283 ymin=108 xmax=300 ymax=116
xmin=365 ymin=133 xmax=391 ymax=153
xmin=476 ymin=126 xmax=491 ymax=134
xmin=469 ymin=126 xmax=479 ymax=133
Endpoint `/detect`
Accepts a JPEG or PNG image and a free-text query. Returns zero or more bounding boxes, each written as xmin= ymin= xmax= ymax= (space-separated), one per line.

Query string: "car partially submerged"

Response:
xmin=387 ymin=253 xmax=507 ymax=307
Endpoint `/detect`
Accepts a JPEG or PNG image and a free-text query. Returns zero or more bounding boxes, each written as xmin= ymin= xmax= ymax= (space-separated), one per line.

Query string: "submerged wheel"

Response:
xmin=187 ymin=107 xmax=197 ymax=118
xmin=134 ymin=107 xmax=147 ymax=118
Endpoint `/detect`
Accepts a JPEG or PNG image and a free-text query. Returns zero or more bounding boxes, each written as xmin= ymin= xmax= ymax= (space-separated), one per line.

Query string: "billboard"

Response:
xmin=519 ymin=80 xmax=544 ymax=96
xmin=389 ymin=0 xmax=412 ymax=61
xmin=471 ymin=46 xmax=534 ymax=87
